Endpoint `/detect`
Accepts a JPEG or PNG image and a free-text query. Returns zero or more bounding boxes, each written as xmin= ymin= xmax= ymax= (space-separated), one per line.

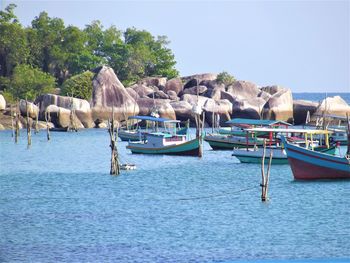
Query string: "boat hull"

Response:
xmin=204 ymin=136 xmax=263 ymax=150
xmin=118 ymin=130 xmax=145 ymax=141
xmin=282 ymin=137 xmax=350 ymax=180
xmin=127 ymin=138 xmax=200 ymax=156
xmin=232 ymin=148 xmax=288 ymax=164
xmin=288 ymin=157 xmax=350 ymax=180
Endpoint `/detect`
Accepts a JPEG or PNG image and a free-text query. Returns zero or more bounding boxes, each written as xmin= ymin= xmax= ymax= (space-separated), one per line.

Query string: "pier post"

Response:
xmin=45 ymin=109 xmax=51 ymax=141
xmin=108 ymin=107 xmax=120 ymax=175
xmin=261 ymin=140 xmax=273 ymax=202
xmin=26 ymin=100 xmax=32 ymax=147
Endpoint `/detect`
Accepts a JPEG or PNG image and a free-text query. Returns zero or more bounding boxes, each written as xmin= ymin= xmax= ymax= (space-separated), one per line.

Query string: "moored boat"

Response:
xmin=281 ymin=136 xmax=350 ymax=180
xmin=205 ymin=118 xmax=290 ymax=150
xmin=118 ymin=115 xmax=188 ymax=142
xmin=232 ymin=128 xmax=337 ymax=165
xmin=126 ymin=117 xmax=200 ymax=156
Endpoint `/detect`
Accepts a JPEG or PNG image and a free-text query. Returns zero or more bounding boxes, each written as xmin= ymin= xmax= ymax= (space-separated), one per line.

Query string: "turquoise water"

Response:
xmin=1 ymin=129 xmax=350 ymax=262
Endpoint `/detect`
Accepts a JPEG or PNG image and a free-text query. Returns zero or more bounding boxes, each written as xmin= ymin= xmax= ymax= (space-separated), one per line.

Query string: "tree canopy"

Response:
xmin=0 ymin=4 xmax=179 ymax=101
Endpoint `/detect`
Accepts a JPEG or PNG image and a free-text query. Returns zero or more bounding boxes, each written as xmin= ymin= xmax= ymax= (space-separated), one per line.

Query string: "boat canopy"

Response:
xmin=245 ymin=127 xmax=333 ymax=135
xmin=226 ymin=118 xmax=291 ymax=127
xmin=128 ymin=115 xmax=180 ymax=123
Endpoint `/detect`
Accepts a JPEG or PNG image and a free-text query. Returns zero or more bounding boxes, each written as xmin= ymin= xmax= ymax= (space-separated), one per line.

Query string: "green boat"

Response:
xmin=126 ymin=116 xmax=201 ymax=156
xmin=205 ymin=118 xmax=291 ymax=150
xmin=232 ymin=127 xmax=337 ymax=164
xmin=127 ymin=133 xmax=200 ymax=156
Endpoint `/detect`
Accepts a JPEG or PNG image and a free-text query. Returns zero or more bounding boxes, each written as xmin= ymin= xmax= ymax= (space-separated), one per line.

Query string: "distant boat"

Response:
xmin=118 ymin=115 xmax=188 ymax=142
xmin=232 ymin=128 xmax=337 ymax=165
xmin=281 ymin=136 xmax=350 ymax=180
xmin=204 ymin=118 xmax=290 ymax=150
xmin=126 ymin=117 xmax=200 ymax=156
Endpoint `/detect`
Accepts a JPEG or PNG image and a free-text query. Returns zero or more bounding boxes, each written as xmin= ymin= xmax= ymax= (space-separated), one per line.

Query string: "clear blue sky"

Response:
xmin=2 ymin=0 xmax=350 ymax=92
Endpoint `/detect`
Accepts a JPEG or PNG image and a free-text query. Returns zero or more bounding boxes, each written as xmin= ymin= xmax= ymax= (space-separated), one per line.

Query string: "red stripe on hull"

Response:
xmin=288 ymin=157 xmax=350 ymax=180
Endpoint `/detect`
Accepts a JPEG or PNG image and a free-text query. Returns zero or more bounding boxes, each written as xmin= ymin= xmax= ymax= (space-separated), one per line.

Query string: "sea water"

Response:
xmin=0 ymin=129 xmax=349 ymax=262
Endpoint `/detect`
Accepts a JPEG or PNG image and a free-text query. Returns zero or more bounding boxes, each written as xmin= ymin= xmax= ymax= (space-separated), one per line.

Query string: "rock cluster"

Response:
xmin=1 ymin=66 xmax=349 ymax=130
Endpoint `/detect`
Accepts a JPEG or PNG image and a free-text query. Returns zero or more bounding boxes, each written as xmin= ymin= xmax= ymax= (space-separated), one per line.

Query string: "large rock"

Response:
xmin=227 ymin=80 xmax=260 ymax=99
xmin=35 ymin=94 xmax=90 ymax=116
xmin=130 ymin=84 xmax=154 ymax=97
xmin=293 ymin=100 xmax=318 ymax=125
xmin=313 ymin=96 xmax=350 ymax=118
xmin=182 ymin=85 xmax=208 ymax=96
xmin=125 ymin=88 xmax=140 ymax=100
xmin=149 ymin=90 xmax=169 ymax=100
xmin=166 ymin=90 xmax=179 ymax=101
xmin=137 ymin=98 xmax=176 ymax=120
xmin=0 ymin=94 xmax=6 ymax=110
xmin=46 ymin=105 xmax=84 ymax=129
xmin=262 ymin=86 xmax=293 ymax=122
xmin=19 ymin=100 xmax=39 ymax=119
xmin=91 ymin=66 xmax=139 ymax=121
xmin=164 ymin=78 xmax=183 ymax=95
xmin=140 ymin=77 xmax=167 ymax=90
xmin=181 ymin=73 xmax=217 ymax=85
xmin=170 ymin=101 xmax=194 ymax=122
xmin=221 ymin=91 xmax=266 ymax=119
xmin=181 ymin=94 xmax=232 ymax=126
xmin=75 ymin=109 xmax=95 ymax=128
xmin=202 ymin=99 xmax=232 ymax=126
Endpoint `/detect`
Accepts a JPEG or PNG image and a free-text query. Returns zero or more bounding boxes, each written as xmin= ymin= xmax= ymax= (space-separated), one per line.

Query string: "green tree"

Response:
xmin=0 ymin=4 xmax=29 ymax=77
xmin=61 ymin=71 xmax=94 ymax=100
xmin=216 ymin=71 xmax=236 ymax=86
xmin=5 ymin=64 xmax=55 ymax=100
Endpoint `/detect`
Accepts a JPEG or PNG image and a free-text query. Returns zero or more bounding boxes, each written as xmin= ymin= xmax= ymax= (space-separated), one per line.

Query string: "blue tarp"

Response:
xmin=226 ymin=118 xmax=291 ymax=126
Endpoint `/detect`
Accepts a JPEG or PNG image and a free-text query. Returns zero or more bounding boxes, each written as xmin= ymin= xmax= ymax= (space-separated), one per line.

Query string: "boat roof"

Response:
xmin=128 ymin=115 xmax=180 ymax=123
xmin=226 ymin=118 xmax=291 ymax=126
xmin=245 ymin=127 xmax=333 ymax=134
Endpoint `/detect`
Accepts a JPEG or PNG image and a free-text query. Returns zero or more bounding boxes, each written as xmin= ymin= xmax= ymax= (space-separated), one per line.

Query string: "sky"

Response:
xmin=1 ymin=0 xmax=350 ymax=92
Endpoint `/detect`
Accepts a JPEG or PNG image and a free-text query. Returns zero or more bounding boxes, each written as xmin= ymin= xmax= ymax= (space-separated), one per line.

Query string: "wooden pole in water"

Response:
xmin=108 ymin=107 xmax=120 ymax=175
xmin=10 ymin=105 xmax=14 ymax=138
xmin=34 ymin=102 xmax=39 ymax=134
xmin=15 ymin=102 xmax=20 ymax=143
xmin=45 ymin=109 xmax=51 ymax=141
xmin=261 ymin=139 xmax=273 ymax=202
xmin=26 ymin=100 xmax=32 ymax=147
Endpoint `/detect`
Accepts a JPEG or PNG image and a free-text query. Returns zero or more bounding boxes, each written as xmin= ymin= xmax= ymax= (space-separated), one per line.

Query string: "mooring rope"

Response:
xmin=148 ymin=186 xmax=257 ymax=201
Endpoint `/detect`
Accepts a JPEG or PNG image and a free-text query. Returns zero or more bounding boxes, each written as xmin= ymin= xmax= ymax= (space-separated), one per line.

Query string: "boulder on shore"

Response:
xmin=0 ymin=94 xmax=6 ymax=110
xmin=293 ymin=100 xmax=318 ymax=125
xmin=46 ymin=105 xmax=84 ymax=129
xmin=91 ymin=66 xmax=139 ymax=121
xmin=35 ymin=94 xmax=90 ymax=116
xmin=261 ymin=86 xmax=293 ymax=122
xmin=221 ymin=91 xmax=266 ymax=119
xmin=137 ymin=98 xmax=176 ymax=120
xmin=170 ymin=101 xmax=194 ymax=123
xmin=313 ymin=96 xmax=350 ymax=118
xmin=164 ymin=78 xmax=183 ymax=95
xmin=19 ymin=100 xmax=39 ymax=119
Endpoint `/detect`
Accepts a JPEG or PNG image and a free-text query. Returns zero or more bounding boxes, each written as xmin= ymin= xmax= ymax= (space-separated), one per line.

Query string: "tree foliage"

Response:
xmin=216 ymin=71 xmax=236 ymax=87
xmin=4 ymin=64 xmax=55 ymax=100
xmin=61 ymin=71 xmax=94 ymax=100
xmin=0 ymin=4 xmax=179 ymax=100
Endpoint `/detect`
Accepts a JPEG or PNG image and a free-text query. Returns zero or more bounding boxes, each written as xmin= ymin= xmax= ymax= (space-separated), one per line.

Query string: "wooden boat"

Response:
xmin=118 ymin=115 xmax=188 ymax=142
xmin=127 ymin=133 xmax=200 ymax=156
xmin=126 ymin=117 xmax=200 ymax=156
xmin=232 ymin=128 xmax=337 ymax=165
xmin=281 ymin=136 xmax=350 ymax=180
xmin=205 ymin=119 xmax=290 ymax=150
